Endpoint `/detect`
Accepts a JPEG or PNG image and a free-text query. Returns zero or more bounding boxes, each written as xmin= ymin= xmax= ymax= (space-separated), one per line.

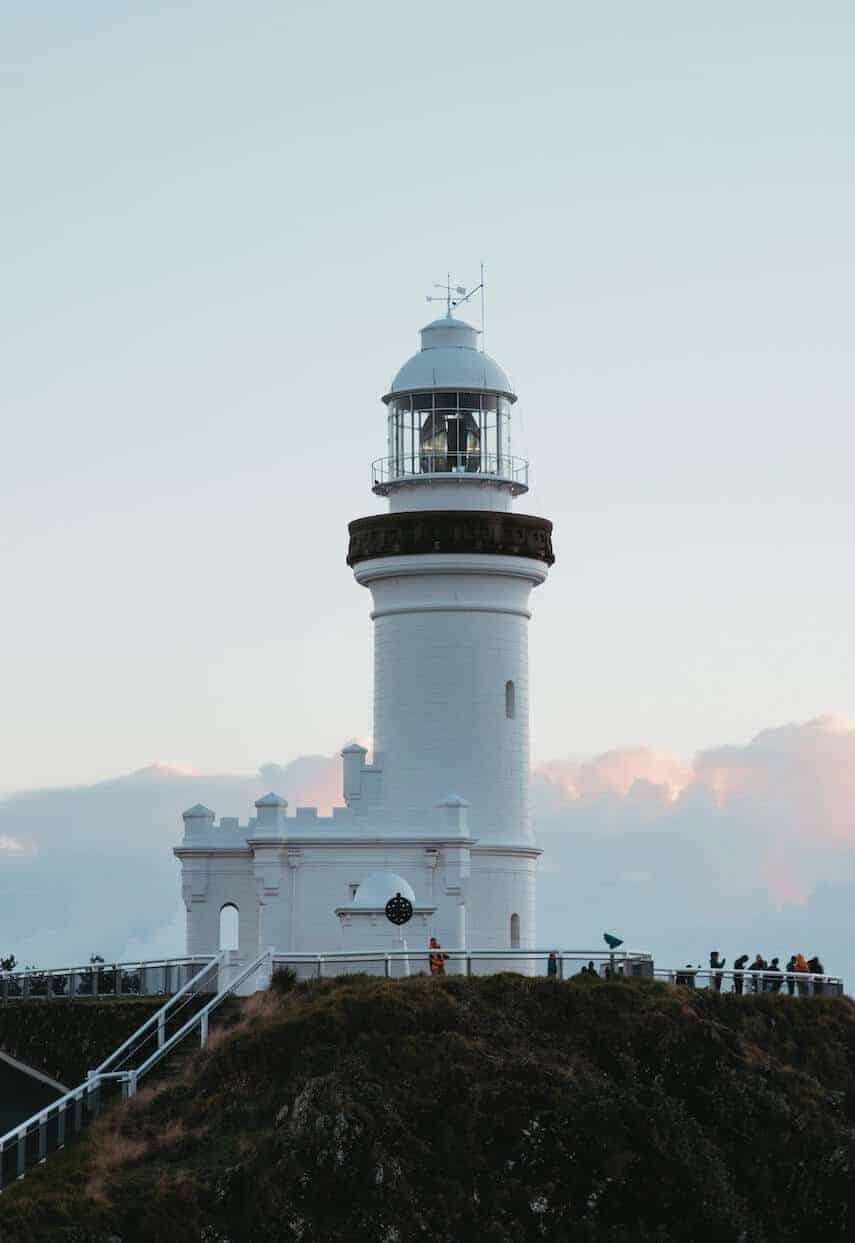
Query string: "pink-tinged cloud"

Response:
xmin=535 ymin=716 xmax=855 ymax=905
xmin=693 ymin=716 xmax=855 ymax=844
xmin=536 ymin=748 xmax=692 ymax=804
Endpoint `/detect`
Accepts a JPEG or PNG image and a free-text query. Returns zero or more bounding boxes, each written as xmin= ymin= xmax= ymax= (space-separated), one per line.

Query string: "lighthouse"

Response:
xmin=176 ymin=293 xmax=555 ymax=963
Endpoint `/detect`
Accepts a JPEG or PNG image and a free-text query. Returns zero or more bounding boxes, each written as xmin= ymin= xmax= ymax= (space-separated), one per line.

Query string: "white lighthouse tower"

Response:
xmin=175 ymin=292 xmax=554 ymax=963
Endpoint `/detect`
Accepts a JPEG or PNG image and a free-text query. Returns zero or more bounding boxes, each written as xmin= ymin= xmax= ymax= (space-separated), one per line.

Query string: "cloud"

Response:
xmin=534 ymin=716 xmax=855 ymax=979
xmin=2 ymin=719 xmax=855 ymax=986
xmin=0 ymin=755 xmax=346 ymax=967
xmin=0 ymin=835 xmax=34 ymax=856
xmin=536 ymin=748 xmax=692 ymax=807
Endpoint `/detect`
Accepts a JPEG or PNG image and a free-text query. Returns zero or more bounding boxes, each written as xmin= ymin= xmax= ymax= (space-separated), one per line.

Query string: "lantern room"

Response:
xmin=372 ymin=314 xmax=529 ymax=496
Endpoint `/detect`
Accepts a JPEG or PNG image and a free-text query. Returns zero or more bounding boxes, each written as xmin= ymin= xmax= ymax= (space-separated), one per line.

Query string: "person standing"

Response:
xmin=547 ymin=951 xmax=559 ymax=980
xmin=768 ymin=957 xmax=782 ymax=992
xmin=709 ymin=951 xmax=726 ymax=992
xmin=733 ymin=953 xmax=749 ymax=995
xmin=785 ymin=954 xmax=797 ymax=996
xmin=793 ymin=952 xmax=809 ymax=996
xmin=808 ymin=956 xmax=825 ymax=997
xmin=748 ymin=954 xmax=766 ymax=994
xmin=429 ymin=937 xmax=447 ymax=977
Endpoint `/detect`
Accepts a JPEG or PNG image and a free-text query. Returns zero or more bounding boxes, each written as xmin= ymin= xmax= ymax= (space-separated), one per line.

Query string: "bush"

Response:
xmin=269 ymin=966 xmax=297 ymax=995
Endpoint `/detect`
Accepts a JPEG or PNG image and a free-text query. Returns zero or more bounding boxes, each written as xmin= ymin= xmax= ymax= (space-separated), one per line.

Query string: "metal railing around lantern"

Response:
xmin=371 ymin=452 xmax=529 ymax=494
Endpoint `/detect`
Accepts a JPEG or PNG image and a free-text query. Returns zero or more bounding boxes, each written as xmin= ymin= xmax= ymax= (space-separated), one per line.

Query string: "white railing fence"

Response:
xmin=0 ymin=956 xmax=215 ymax=1003
xmin=271 ymin=948 xmax=655 ymax=981
xmin=0 ymin=950 xmax=271 ymax=1190
xmin=655 ymin=967 xmax=844 ymax=997
xmin=269 ymin=951 xmax=845 ymax=996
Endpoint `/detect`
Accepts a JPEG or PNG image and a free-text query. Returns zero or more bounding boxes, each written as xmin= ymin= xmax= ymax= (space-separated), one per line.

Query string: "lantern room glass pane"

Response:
xmin=386 ymin=389 xmax=514 ymax=480
xmin=419 ymin=401 xmax=480 ymax=473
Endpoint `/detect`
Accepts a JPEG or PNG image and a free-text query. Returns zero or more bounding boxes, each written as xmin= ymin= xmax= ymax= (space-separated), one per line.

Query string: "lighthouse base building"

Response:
xmin=175 ymin=301 xmax=555 ymax=964
xmin=176 ymin=778 xmax=539 ymax=963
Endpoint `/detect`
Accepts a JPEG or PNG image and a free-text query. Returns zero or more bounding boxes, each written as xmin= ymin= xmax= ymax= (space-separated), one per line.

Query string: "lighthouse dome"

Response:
xmin=386 ymin=315 xmax=515 ymax=400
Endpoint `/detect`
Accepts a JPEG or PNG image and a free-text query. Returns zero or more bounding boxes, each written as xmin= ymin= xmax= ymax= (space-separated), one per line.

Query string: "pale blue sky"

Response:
xmin=3 ymin=2 xmax=854 ymax=790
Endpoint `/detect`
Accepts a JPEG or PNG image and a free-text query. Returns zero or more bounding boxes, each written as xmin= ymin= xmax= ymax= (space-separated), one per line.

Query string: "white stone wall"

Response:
xmin=356 ymin=554 xmax=547 ymax=845
xmin=183 ymin=853 xmax=259 ymax=961
xmin=388 ymin=479 xmax=514 ymax=513
xmin=468 ymin=849 xmax=538 ymax=950
xmin=178 ymin=826 xmax=538 ymax=964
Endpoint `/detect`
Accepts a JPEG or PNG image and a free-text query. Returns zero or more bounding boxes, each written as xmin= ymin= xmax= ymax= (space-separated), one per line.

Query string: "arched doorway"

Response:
xmin=219 ymin=903 xmax=239 ymax=952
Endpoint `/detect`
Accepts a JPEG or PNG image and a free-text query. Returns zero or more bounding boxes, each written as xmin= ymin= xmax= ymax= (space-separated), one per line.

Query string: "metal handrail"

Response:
xmin=0 ymin=955 xmax=224 ymax=1152
xmin=656 ymin=968 xmax=843 ymax=991
xmin=372 ymin=452 xmax=529 ymax=492
xmin=0 ymin=950 xmax=271 ymax=1188
xmin=271 ymin=948 xmax=655 ymax=983
xmin=0 ymin=955 xmax=214 ymax=980
xmin=273 ymin=948 xmax=652 ymax=962
xmin=130 ymin=949 xmax=272 ymax=1086
xmin=0 ymin=954 xmax=216 ymax=1003
xmin=94 ymin=953 xmax=224 ymax=1074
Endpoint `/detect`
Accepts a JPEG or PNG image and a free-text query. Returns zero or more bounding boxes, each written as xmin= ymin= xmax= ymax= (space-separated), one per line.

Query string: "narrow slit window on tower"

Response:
xmin=505 ymin=680 xmax=516 ymax=719
xmin=510 ymin=913 xmax=520 ymax=948
xmin=219 ymin=903 xmax=239 ymax=952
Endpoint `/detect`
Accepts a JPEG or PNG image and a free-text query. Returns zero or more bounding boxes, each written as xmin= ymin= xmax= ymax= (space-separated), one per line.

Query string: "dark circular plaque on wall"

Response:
xmin=385 ymin=893 xmax=414 ymax=926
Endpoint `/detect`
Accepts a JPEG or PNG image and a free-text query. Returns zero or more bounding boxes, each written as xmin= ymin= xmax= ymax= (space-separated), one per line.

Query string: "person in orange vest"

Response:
xmin=793 ymin=951 xmax=810 ymax=996
xmin=429 ymin=937 xmax=448 ymax=976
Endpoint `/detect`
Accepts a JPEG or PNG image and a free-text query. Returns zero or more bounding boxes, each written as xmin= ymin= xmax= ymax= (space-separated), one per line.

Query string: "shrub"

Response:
xmin=269 ymin=966 xmax=297 ymax=995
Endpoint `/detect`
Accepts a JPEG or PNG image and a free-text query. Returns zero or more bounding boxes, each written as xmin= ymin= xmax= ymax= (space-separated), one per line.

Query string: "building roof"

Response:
xmin=352 ymin=871 xmax=417 ymax=908
xmin=385 ymin=314 xmax=515 ymax=400
xmin=254 ymin=792 xmax=288 ymax=808
xmin=182 ymin=803 xmax=215 ymax=819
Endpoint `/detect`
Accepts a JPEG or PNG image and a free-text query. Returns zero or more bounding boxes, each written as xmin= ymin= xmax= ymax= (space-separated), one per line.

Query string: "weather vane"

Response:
xmin=426 ymin=273 xmax=468 ymax=316
xmin=426 ymin=264 xmax=487 ymax=349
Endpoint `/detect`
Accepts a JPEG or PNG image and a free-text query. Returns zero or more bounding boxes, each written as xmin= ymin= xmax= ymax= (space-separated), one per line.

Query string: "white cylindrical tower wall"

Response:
xmin=355 ymin=554 xmax=546 ymax=844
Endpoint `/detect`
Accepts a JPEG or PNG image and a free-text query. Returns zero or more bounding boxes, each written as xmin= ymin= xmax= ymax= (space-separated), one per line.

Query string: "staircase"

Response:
xmin=0 ymin=949 xmax=272 ymax=1189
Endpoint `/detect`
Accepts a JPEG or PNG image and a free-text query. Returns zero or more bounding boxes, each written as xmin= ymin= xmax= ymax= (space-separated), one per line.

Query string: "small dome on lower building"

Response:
xmin=352 ymin=871 xmax=416 ymax=908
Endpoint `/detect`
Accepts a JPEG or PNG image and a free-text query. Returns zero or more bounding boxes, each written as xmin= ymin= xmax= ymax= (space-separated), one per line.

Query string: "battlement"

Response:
xmin=179 ymin=744 xmax=387 ymax=844
xmin=180 ymin=800 xmax=351 ymax=841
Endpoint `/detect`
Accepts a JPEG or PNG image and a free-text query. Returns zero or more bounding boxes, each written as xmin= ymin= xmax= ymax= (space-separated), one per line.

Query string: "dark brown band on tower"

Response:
xmin=347 ymin=510 xmax=555 ymax=567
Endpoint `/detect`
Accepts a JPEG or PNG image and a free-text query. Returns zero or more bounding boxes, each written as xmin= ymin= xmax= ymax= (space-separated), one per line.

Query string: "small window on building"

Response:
xmin=219 ymin=903 xmax=239 ymax=952
xmin=505 ymin=680 xmax=516 ymax=719
xmin=510 ymin=913 xmax=520 ymax=948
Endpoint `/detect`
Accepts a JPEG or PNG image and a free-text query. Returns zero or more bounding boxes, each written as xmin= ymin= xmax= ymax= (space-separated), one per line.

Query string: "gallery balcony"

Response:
xmin=371 ymin=452 xmax=529 ymax=496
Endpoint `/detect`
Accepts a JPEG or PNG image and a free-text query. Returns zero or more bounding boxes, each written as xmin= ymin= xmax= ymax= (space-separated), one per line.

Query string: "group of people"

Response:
xmin=427 ymin=940 xmax=828 ymax=993
xmin=704 ymin=950 xmax=826 ymax=995
xmin=546 ymin=954 xmax=600 ymax=979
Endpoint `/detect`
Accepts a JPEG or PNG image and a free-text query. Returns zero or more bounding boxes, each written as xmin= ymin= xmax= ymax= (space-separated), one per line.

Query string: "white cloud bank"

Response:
xmin=534 ymin=715 xmax=855 ymax=976
xmin=1 ymin=718 xmax=853 ymax=982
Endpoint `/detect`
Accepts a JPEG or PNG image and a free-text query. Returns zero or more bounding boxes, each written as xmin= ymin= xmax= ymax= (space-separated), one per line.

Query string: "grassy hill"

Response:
xmin=2 ymin=972 xmax=855 ymax=1242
